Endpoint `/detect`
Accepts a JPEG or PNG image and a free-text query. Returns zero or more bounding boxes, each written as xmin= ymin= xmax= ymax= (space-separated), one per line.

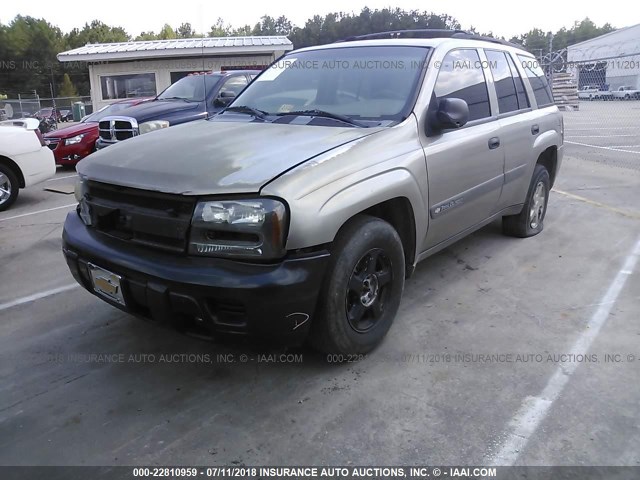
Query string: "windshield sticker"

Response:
xmin=278 ymin=104 xmax=295 ymax=113
xmin=256 ymin=58 xmax=297 ymax=82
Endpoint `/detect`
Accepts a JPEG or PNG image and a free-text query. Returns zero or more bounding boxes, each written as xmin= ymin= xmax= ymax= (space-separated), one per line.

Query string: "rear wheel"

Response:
xmin=310 ymin=215 xmax=405 ymax=354
xmin=0 ymin=164 xmax=19 ymax=211
xmin=502 ymin=164 xmax=550 ymax=238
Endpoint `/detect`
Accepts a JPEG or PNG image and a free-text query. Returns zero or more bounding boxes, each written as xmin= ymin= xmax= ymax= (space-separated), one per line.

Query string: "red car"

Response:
xmin=44 ymin=98 xmax=151 ymax=166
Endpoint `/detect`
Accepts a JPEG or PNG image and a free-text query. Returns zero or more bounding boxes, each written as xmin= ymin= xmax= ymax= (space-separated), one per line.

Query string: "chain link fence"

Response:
xmin=0 ymin=93 xmax=93 ymax=121
xmin=540 ymin=44 xmax=640 ymax=171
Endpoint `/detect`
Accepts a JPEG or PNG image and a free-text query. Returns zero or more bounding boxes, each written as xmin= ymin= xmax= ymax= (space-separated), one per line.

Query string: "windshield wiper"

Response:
xmin=276 ymin=109 xmax=366 ymax=127
xmin=159 ymin=96 xmax=195 ymax=102
xmin=223 ymin=105 xmax=269 ymax=120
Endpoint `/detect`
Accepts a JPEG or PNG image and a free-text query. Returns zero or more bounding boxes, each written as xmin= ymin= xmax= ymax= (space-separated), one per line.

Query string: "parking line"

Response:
xmin=0 ymin=284 xmax=80 ymax=312
xmin=564 ymin=141 xmax=640 ymax=154
xmin=490 ymin=234 xmax=640 ymax=465
xmin=0 ymin=203 xmax=77 ymax=223
xmin=565 ymin=135 xmax=639 ymax=138
xmin=46 ymin=174 xmax=78 ymax=182
xmin=552 ymin=189 xmax=640 ymax=220
xmin=565 ymin=127 xmax=639 ymax=131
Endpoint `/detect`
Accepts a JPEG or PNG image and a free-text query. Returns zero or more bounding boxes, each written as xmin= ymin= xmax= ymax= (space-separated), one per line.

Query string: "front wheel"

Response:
xmin=310 ymin=215 xmax=405 ymax=354
xmin=502 ymin=164 xmax=550 ymax=238
xmin=0 ymin=164 xmax=19 ymax=211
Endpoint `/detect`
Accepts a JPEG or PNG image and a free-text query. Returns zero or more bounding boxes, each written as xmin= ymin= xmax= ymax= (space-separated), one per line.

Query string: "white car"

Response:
xmin=0 ymin=118 xmax=56 ymax=211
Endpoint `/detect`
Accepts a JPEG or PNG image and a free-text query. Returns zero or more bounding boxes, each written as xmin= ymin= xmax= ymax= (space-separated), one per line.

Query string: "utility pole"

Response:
xmin=49 ymin=64 xmax=58 ymax=129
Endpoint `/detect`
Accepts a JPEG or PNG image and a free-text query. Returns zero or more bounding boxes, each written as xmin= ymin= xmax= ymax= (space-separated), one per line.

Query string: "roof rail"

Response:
xmin=336 ymin=29 xmax=518 ymax=48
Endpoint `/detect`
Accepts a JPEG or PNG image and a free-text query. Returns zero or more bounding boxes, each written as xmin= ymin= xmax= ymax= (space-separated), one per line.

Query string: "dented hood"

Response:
xmin=77 ymin=118 xmax=382 ymax=195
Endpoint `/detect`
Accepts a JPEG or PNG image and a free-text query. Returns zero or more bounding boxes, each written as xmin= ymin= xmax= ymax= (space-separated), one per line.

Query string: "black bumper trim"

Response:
xmin=62 ymin=212 xmax=329 ymax=343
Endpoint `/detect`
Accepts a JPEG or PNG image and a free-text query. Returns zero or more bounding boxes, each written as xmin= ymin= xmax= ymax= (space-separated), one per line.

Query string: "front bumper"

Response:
xmin=95 ymin=137 xmax=117 ymax=150
xmin=62 ymin=211 xmax=329 ymax=344
xmin=51 ymin=141 xmax=96 ymax=165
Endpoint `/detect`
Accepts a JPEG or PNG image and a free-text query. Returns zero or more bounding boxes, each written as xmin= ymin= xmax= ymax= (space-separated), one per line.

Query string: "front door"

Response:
xmin=423 ymin=48 xmax=504 ymax=249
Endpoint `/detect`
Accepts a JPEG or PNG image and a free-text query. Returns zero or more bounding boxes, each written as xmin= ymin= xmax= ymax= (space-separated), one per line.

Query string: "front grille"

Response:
xmin=86 ymin=181 xmax=196 ymax=253
xmin=47 ymin=138 xmax=60 ymax=150
xmin=99 ymin=117 xmax=138 ymax=142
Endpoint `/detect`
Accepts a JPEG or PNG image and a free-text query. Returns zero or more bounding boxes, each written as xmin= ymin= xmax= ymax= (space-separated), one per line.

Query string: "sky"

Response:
xmin=1 ymin=0 xmax=638 ymax=39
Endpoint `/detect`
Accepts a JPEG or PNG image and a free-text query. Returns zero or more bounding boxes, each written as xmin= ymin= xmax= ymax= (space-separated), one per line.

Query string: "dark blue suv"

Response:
xmin=96 ymin=70 xmax=259 ymax=149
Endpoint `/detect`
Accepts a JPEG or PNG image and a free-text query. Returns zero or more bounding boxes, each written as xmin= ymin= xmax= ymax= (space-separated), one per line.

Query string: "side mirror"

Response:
xmin=214 ymin=91 xmax=236 ymax=108
xmin=429 ymin=97 xmax=469 ymax=132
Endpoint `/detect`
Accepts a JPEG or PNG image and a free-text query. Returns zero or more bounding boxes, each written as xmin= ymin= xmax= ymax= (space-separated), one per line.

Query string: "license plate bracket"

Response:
xmin=87 ymin=263 xmax=125 ymax=305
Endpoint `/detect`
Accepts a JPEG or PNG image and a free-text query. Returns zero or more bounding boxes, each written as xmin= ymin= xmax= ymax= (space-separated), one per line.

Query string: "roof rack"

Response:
xmin=336 ymin=29 xmax=518 ymax=48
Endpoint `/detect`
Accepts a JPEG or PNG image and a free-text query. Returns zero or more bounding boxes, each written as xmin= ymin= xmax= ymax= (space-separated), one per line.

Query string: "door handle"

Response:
xmin=488 ymin=137 xmax=500 ymax=149
xmin=531 ymin=124 xmax=540 ymax=135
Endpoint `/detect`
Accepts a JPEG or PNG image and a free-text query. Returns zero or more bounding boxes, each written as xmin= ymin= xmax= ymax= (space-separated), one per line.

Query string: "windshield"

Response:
xmin=157 ymin=75 xmax=221 ymax=102
xmin=230 ymin=46 xmax=429 ymax=122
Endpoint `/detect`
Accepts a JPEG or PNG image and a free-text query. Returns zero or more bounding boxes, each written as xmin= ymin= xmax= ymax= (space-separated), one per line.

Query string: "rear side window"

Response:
xmin=434 ymin=49 xmax=491 ymax=121
xmin=505 ymin=54 xmax=530 ymax=109
xmin=485 ymin=50 xmax=518 ymax=114
xmin=517 ymin=55 xmax=554 ymax=107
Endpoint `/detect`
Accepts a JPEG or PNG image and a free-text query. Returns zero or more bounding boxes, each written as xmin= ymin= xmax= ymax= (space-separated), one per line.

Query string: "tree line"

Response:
xmin=0 ymin=9 xmax=616 ymax=98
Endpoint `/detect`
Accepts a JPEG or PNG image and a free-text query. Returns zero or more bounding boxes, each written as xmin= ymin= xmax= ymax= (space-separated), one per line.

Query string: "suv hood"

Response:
xmin=114 ymin=99 xmax=202 ymax=122
xmin=78 ymin=119 xmax=383 ymax=195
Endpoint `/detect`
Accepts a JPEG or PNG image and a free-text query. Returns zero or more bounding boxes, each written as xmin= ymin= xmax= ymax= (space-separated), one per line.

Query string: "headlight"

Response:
xmin=189 ymin=199 xmax=287 ymax=259
xmin=65 ymin=134 xmax=86 ymax=145
xmin=74 ymin=176 xmax=92 ymax=226
xmin=139 ymin=120 xmax=170 ymax=135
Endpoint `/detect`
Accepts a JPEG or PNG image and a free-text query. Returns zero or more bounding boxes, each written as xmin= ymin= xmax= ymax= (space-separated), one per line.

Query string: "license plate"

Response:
xmin=88 ymin=263 xmax=125 ymax=305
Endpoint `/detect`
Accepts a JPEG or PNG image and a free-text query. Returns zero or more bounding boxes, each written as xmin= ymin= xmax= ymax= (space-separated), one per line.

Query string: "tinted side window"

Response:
xmin=434 ymin=49 xmax=491 ymax=121
xmin=220 ymin=76 xmax=249 ymax=96
xmin=505 ymin=54 xmax=530 ymax=109
xmin=517 ymin=55 xmax=554 ymax=107
xmin=486 ymin=50 xmax=518 ymax=114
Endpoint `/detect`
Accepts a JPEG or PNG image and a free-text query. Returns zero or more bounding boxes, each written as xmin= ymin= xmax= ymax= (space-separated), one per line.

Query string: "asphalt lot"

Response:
xmin=563 ymin=100 xmax=640 ymax=171
xmin=1 ymin=107 xmax=640 ymax=468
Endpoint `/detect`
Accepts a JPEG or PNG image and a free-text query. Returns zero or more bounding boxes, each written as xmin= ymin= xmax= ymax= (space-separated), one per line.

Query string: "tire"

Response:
xmin=0 ymin=164 xmax=19 ymax=212
xmin=310 ymin=215 xmax=405 ymax=354
xmin=502 ymin=164 xmax=550 ymax=238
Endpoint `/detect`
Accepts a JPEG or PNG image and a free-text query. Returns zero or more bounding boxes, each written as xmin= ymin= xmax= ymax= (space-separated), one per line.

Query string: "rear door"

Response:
xmin=423 ymin=48 xmax=504 ymax=249
xmin=484 ymin=49 xmax=537 ymax=210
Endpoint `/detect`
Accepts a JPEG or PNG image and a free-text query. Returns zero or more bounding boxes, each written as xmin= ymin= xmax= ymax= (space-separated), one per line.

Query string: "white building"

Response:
xmin=57 ymin=36 xmax=293 ymax=110
xmin=567 ymin=23 xmax=640 ymax=90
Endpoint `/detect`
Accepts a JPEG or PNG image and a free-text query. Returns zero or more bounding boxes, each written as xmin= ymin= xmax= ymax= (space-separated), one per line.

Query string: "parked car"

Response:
xmin=95 ymin=70 xmax=259 ymax=149
xmin=578 ymin=85 xmax=612 ymax=100
xmin=59 ymin=109 xmax=74 ymax=122
xmin=44 ymin=97 xmax=152 ymax=166
xmin=63 ymin=31 xmax=563 ymax=354
xmin=612 ymin=86 xmax=640 ymax=100
xmin=34 ymin=107 xmax=63 ymax=122
xmin=0 ymin=118 xmax=56 ymax=211
xmin=0 ymin=109 xmax=7 ymax=121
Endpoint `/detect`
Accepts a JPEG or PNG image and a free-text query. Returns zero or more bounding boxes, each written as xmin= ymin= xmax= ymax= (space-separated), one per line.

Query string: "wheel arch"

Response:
xmin=536 ymin=145 xmax=558 ymax=187
xmin=0 ymin=155 xmax=25 ymax=188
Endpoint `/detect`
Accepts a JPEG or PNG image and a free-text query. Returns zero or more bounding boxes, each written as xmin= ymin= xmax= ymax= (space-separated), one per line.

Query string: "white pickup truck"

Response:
xmin=578 ymin=85 xmax=613 ymax=100
xmin=612 ymin=86 xmax=640 ymax=100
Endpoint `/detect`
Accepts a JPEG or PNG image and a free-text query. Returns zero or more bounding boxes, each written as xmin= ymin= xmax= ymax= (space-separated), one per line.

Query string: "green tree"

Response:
xmin=135 ymin=31 xmax=158 ymax=41
xmin=0 ymin=16 xmax=66 ymax=97
xmin=58 ymin=73 xmax=78 ymax=97
xmin=176 ymin=22 xmax=195 ymax=38
xmin=288 ymin=8 xmax=461 ymax=48
xmin=65 ymin=20 xmax=129 ymax=49
xmin=208 ymin=18 xmax=231 ymax=37
xmin=157 ymin=24 xmax=176 ymax=40
xmin=232 ymin=25 xmax=253 ymax=36
xmin=252 ymin=15 xmax=293 ymax=36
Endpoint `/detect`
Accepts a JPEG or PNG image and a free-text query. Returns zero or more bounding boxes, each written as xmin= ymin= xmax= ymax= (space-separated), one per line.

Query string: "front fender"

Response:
xmin=262 ymin=118 xmax=429 ymax=255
